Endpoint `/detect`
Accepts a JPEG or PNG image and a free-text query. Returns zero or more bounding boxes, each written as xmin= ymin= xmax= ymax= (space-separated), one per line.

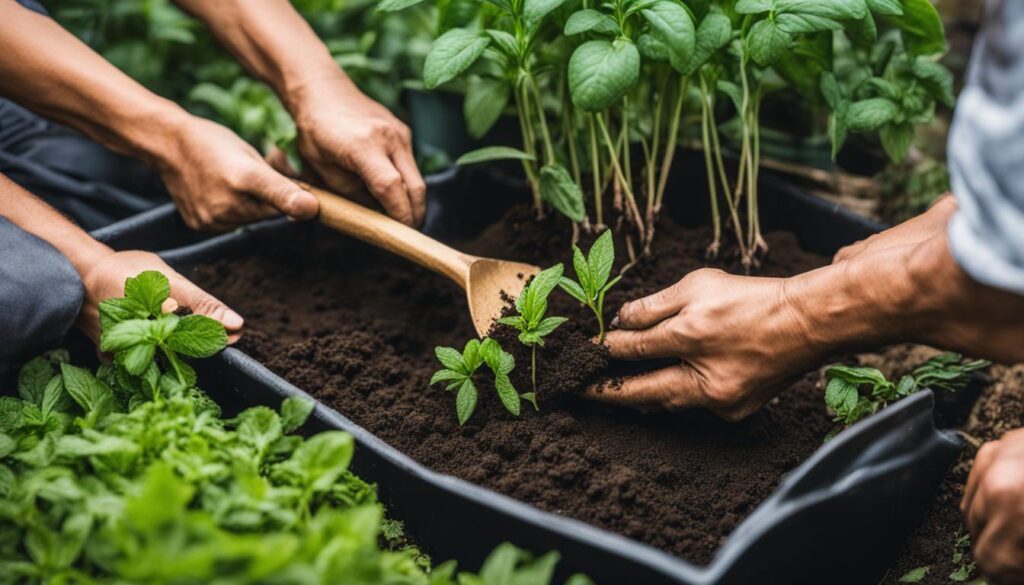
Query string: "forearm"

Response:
xmin=789 ymin=232 xmax=1024 ymax=364
xmin=0 ymin=174 xmax=112 ymax=277
xmin=173 ymin=0 xmax=353 ymax=109
xmin=0 ymin=2 xmax=189 ymax=166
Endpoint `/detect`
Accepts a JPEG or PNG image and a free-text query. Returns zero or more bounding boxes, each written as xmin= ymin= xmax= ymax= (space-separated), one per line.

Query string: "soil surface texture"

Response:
xmin=191 ymin=204 xmax=974 ymax=567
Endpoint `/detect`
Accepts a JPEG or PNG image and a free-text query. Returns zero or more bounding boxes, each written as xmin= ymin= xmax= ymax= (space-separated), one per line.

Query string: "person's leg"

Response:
xmin=0 ymin=216 xmax=84 ymax=366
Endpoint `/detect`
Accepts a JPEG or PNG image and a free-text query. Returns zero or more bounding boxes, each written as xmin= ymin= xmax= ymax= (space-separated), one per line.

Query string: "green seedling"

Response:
xmin=97 ymin=270 xmax=227 ymax=398
xmin=558 ymin=230 xmax=621 ymax=342
xmin=824 ymin=352 xmax=989 ymax=438
xmin=498 ymin=264 xmax=568 ymax=395
xmin=431 ymin=337 xmax=521 ymax=425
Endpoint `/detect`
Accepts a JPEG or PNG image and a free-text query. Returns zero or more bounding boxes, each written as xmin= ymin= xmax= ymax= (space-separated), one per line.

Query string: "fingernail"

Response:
xmin=609 ymin=316 xmax=620 ymax=329
xmin=223 ymin=309 xmax=244 ymax=330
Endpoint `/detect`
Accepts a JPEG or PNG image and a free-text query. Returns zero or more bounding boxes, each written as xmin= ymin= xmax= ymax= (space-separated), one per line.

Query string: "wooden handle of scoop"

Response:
xmin=301 ymin=183 xmax=471 ymax=287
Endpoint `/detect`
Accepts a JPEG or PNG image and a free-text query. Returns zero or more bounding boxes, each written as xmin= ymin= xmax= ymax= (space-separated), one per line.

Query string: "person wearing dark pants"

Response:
xmin=0 ymin=0 xmax=427 ymax=365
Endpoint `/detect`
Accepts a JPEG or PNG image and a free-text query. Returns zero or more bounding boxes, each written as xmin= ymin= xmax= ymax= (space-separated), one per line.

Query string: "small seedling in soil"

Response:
xmin=897 ymin=566 xmax=929 ymax=583
xmin=558 ymin=229 xmax=621 ymax=342
xmin=824 ymin=353 xmax=989 ymax=439
xmin=948 ymin=531 xmax=988 ymax=583
xmin=431 ymin=337 xmax=521 ymax=425
xmin=498 ymin=263 xmax=568 ymax=395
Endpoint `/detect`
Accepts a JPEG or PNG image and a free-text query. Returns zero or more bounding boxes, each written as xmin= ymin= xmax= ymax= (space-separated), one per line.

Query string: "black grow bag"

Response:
xmin=96 ymin=156 xmax=957 ymax=585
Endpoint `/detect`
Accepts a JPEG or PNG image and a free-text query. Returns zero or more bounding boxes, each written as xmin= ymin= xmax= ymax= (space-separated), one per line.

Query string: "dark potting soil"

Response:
xmin=881 ymin=360 xmax=1024 ymax=585
xmin=192 ymin=205 xmax=870 ymax=565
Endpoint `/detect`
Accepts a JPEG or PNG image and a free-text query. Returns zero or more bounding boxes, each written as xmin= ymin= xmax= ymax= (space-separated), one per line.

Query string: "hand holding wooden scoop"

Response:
xmin=302 ymin=183 xmax=539 ymax=336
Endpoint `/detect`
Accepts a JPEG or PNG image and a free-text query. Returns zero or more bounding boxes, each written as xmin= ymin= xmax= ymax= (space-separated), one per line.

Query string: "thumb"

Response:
xmin=167 ymin=275 xmax=244 ymax=343
xmin=245 ymin=165 xmax=319 ymax=220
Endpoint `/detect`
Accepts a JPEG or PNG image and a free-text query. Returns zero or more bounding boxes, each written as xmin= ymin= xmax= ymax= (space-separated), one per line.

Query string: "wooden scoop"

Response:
xmin=303 ymin=184 xmax=539 ymax=336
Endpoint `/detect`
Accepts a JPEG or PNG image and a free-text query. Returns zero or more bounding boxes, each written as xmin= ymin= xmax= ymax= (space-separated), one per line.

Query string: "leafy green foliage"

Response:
xmin=499 ymin=264 xmax=568 ymax=393
xmin=431 ymin=339 xmax=520 ymax=425
xmin=824 ymin=353 xmax=990 ymax=436
xmin=948 ymin=531 xmax=989 ymax=583
xmin=558 ymin=230 xmax=621 ymax=341
xmin=456 ymin=146 xmax=536 ymax=166
xmin=898 ymin=566 xmax=929 ymax=583
xmin=1 ymin=273 xmax=587 ymax=584
xmin=98 ymin=271 xmax=226 ymax=395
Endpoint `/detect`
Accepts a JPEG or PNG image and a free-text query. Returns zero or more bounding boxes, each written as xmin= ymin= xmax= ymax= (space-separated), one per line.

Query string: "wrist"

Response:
xmin=115 ymin=98 xmax=195 ymax=169
xmin=283 ymin=67 xmax=358 ymax=126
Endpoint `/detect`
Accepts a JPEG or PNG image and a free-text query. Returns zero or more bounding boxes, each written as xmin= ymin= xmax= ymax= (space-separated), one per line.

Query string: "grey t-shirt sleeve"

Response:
xmin=0 ymin=216 xmax=84 ymax=363
xmin=947 ymin=0 xmax=1024 ymax=295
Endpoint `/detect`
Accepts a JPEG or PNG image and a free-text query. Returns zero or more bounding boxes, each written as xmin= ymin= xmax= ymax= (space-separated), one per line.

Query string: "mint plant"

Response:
xmin=498 ymin=263 xmax=567 ymax=394
xmin=558 ymin=229 xmax=621 ymax=341
xmin=97 ymin=270 xmax=227 ymax=397
xmin=431 ymin=337 xmax=522 ymax=424
xmin=1 ymin=271 xmax=591 ymax=584
xmin=824 ymin=352 xmax=989 ymax=437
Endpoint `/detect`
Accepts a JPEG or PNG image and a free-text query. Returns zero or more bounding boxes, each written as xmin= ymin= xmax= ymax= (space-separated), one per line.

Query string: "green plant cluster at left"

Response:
xmin=0 ymin=271 xmax=592 ymax=584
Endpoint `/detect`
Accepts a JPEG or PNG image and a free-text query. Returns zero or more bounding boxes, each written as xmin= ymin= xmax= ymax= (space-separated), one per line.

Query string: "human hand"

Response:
xmin=156 ymin=115 xmax=318 ymax=231
xmin=77 ymin=250 xmax=243 ymax=344
xmin=833 ymin=194 xmax=956 ymax=264
xmin=287 ymin=75 xmax=426 ymax=226
xmin=591 ymin=269 xmax=832 ymax=421
xmin=961 ymin=429 xmax=1024 ymax=584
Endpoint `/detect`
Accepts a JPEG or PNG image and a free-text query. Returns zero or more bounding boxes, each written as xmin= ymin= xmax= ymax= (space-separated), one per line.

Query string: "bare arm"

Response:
xmin=175 ymin=0 xmax=427 ymax=226
xmin=0 ymin=173 xmax=242 ymax=342
xmin=0 ymin=0 xmax=317 ymax=231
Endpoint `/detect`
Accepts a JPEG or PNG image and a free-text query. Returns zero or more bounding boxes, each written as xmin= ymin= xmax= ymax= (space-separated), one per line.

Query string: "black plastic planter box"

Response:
xmin=92 ymin=157 xmax=959 ymax=585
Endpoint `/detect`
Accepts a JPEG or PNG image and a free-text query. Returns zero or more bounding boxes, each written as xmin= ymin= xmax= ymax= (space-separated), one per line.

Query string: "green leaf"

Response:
xmin=60 ymin=363 xmax=114 ymax=415
xmin=572 ymin=245 xmax=592 ymax=294
xmin=637 ymin=32 xmax=670 ymax=62
xmin=680 ymin=12 xmax=732 ymax=75
xmin=494 ymin=374 xmax=520 ymax=416
xmin=124 ymin=271 xmax=170 ymax=316
xmin=845 ymin=98 xmax=898 ymax=131
xmin=465 ymin=77 xmax=511 ymax=140
xmin=289 ymin=431 xmax=354 ymax=492
xmin=568 ymin=39 xmax=641 ymax=112
xmin=480 ymin=542 xmax=522 ymax=583
xmin=40 ymin=376 xmax=69 ymax=417
xmin=98 ymin=297 xmax=149 ymax=330
xmin=456 ymin=379 xmax=478 ymax=425
xmin=423 ymin=29 xmax=490 ymax=89
xmin=827 ymin=364 xmax=890 ymax=387
xmin=523 ymin=0 xmax=571 ymax=35
xmin=898 ymin=566 xmax=929 ymax=583
xmin=435 ymin=346 xmax=466 ymax=373
xmin=775 ymin=13 xmax=842 ymax=33
xmin=456 ymin=146 xmax=535 ymax=166
xmin=121 ymin=343 xmax=156 ymax=376
xmin=431 ymin=369 xmax=467 ymax=385
xmin=165 ymin=314 xmax=228 ymax=358
xmin=463 ymin=339 xmax=483 ymax=371
xmin=558 ymin=277 xmax=589 ymax=303
xmin=0 ymin=433 xmax=15 ymax=459
xmin=511 ymin=551 xmax=560 ymax=584
xmin=587 ymin=230 xmax=615 ymax=291
xmin=18 ymin=358 xmax=54 ymax=405
xmin=776 ymin=0 xmax=868 ymax=20
xmin=747 ymin=19 xmax=793 ymax=66
xmin=912 ymin=57 xmax=954 ymax=107
xmin=896 ymin=375 xmax=918 ymax=398
xmin=528 ymin=264 xmax=565 ymax=310
xmin=564 ymin=9 xmax=618 ymax=35
xmin=825 ymin=378 xmax=859 ymax=416
xmin=641 ymin=1 xmax=696 ymax=72
xmin=521 ymin=392 xmax=539 ymax=411
xmin=238 ymin=406 xmax=283 ymax=454
xmin=888 ymin=0 xmax=946 ymax=56
xmin=377 ymin=0 xmax=426 ymax=11
xmin=281 ymin=396 xmax=315 ymax=433
xmin=734 ymin=0 xmax=772 ymax=13
xmin=539 ymin=165 xmax=585 ymax=223
xmin=100 ymin=319 xmax=153 ymax=352
xmin=867 ymin=0 xmax=902 ymax=15
xmin=880 ymin=122 xmax=915 ymax=163
xmin=535 ymin=316 xmax=568 ymax=337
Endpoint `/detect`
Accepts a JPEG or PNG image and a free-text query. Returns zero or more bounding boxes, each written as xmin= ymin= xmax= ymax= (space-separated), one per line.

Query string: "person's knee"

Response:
xmin=0 ymin=218 xmax=84 ymax=361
